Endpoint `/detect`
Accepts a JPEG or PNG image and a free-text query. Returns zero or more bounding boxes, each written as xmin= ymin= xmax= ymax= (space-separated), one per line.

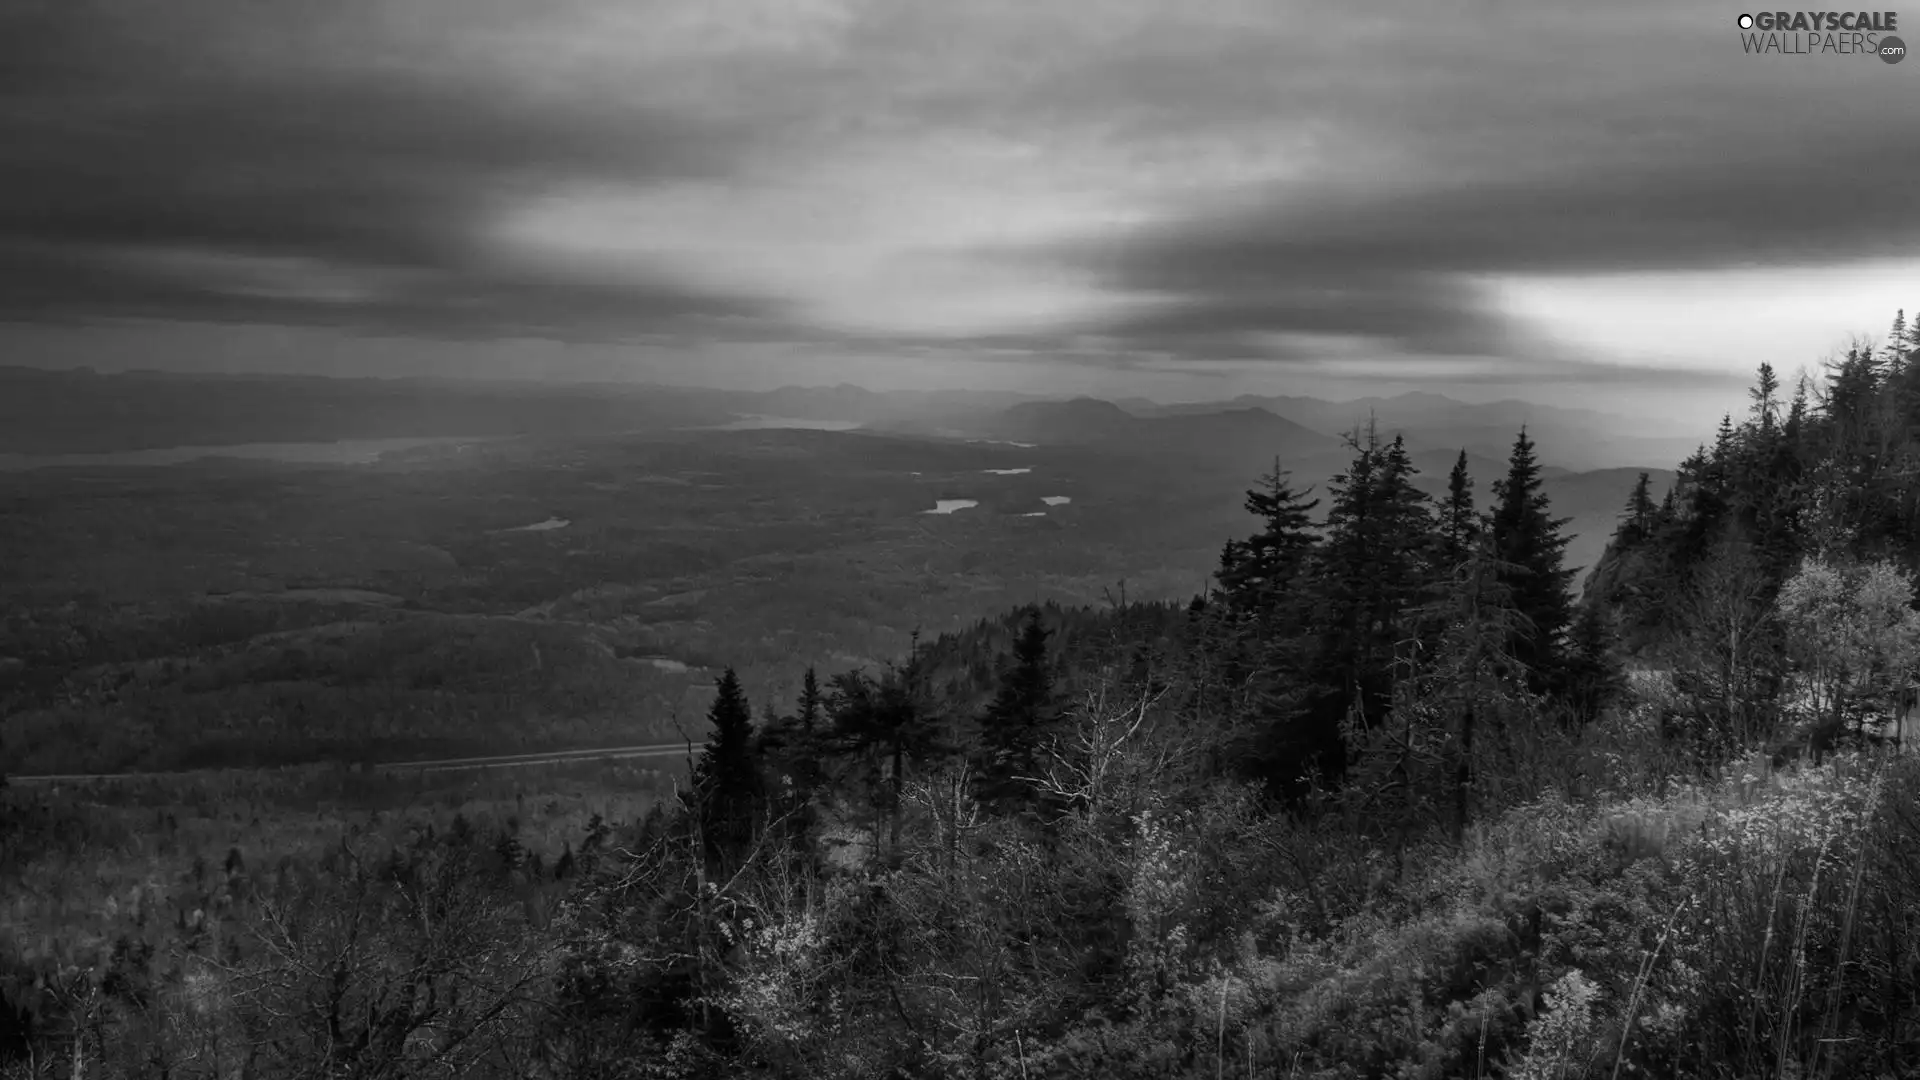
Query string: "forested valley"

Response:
xmin=8 ymin=314 xmax=1920 ymax=1079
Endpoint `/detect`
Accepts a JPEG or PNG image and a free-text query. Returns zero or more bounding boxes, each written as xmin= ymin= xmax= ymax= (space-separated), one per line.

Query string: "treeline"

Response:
xmin=8 ymin=312 xmax=1920 ymax=1077
xmin=1589 ymin=311 xmax=1920 ymax=765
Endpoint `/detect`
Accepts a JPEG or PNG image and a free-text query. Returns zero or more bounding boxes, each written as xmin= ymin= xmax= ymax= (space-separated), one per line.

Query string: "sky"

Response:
xmin=3 ymin=0 xmax=1918 ymax=425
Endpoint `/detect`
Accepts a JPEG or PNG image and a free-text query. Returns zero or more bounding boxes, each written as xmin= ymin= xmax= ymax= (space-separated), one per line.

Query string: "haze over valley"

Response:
xmin=0 ymin=365 xmax=1690 ymax=777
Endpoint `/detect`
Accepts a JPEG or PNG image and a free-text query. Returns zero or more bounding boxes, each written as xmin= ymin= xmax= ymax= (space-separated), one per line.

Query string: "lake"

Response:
xmin=694 ymin=415 xmax=867 ymax=432
xmin=501 ymin=517 xmax=571 ymax=533
xmin=924 ymin=499 xmax=980 ymax=515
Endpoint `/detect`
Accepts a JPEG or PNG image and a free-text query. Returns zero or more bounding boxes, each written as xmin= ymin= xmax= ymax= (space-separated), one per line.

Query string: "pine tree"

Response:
xmin=1561 ymin=601 xmax=1622 ymax=725
xmin=1713 ymin=413 xmax=1738 ymax=474
xmin=828 ymin=656 xmax=946 ymax=862
xmin=1286 ymin=425 xmax=1437 ymax=793
xmin=796 ymin=667 xmax=825 ymax=733
xmin=1216 ymin=458 xmax=1320 ymax=621
xmin=756 ymin=667 xmax=827 ymax=794
xmin=1826 ymin=345 xmax=1882 ymax=465
xmin=1787 ymin=374 xmax=1810 ymax=439
xmin=1621 ymin=472 xmax=1657 ymax=544
xmin=1436 ymin=449 xmax=1479 ymax=571
xmin=972 ymin=607 xmax=1059 ymax=813
xmin=1750 ymin=362 xmax=1782 ymax=434
xmin=692 ymin=667 xmax=761 ymax=868
xmin=1487 ymin=427 xmax=1577 ymax=698
xmin=1401 ymin=534 xmax=1532 ymax=841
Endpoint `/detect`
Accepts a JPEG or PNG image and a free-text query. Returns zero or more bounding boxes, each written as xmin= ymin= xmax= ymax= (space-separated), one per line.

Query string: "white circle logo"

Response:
xmin=1738 ymin=13 xmax=1755 ymax=29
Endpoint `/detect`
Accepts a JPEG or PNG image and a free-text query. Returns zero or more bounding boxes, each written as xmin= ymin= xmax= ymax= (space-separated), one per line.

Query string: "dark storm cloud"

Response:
xmin=4 ymin=0 xmax=1916 ymax=372
xmin=0 ymin=0 xmax=782 ymax=335
xmin=1055 ymin=141 xmax=1920 ymax=359
xmin=1001 ymin=2 xmax=1920 ymax=364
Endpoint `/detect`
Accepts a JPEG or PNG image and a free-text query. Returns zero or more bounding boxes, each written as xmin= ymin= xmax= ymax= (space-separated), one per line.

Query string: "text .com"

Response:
xmin=1737 ymin=11 xmax=1907 ymax=60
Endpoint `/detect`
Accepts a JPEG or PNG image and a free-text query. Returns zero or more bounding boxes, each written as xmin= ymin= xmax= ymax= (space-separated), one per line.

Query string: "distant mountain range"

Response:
xmin=850 ymin=386 xmax=1697 ymax=474
xmin=0 ymin=367 xmax=1677 ymax=581
xmin=1 ymin=367 xmax=1697 ymax=474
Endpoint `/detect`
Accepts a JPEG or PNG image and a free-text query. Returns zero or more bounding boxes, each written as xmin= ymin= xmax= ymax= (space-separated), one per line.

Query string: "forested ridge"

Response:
xmin=6 ymin=313 xmax=1920 ymax=1078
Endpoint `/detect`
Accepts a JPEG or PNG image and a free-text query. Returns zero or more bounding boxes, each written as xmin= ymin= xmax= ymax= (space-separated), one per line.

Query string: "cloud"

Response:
xmin=0 ymin=0 xmax=787 ymax=334
xmin=1 ymin=0 xmax=1916 ymax=381
xmin=996 ymin=2 xmax=1920 ymax=366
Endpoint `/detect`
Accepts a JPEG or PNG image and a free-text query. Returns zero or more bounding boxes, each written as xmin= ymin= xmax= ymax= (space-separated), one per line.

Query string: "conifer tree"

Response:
xmin=1401 ymin=534 xmax=1531 ymax=841
xmin=756 ymin=667 xmax=827 ymax=794
xmin=828 ymin=653 xmax=946 ymax=860
xmin=1312 ymin=427 xmax=1435 ymax=725
xmin=1263 ymin=425 xmax=1438 ymax=798
xmin=972 ymin=607 xmax=1059 ymax=813
xmin=1620 ymin=472 xmax=1657 ymax=545
xmin=1561 ymin=601 xmax=1622 ymax=725
xmin=796 ymin=666 xmax=825 ymax=733
xmin=692 ymin=667 xmax=761 ymax=868
xmin=1436 ymin=449 xmax=1479 ymax=571
xmin=1216 ymin=458 xmax=1319 ymax=621
xmin=1487 ymin=427 xmax=1577 ymax=697
xmin=1787 ymin=374 xmax=1810 ymax=441
xmin=1750 ymin=361 xmax=1782 ymax=434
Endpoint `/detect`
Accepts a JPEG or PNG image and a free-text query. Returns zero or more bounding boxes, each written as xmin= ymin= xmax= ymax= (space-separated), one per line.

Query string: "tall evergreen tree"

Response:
xmin=972 ymin=607 xmax=1059 ymax=813
xmin=1487 ymin=427 xmax=1577 ymax=698
xmin=1283 ymin=426 xmax=1437 ymax=795
xmin=828 ymin=654 xmax=947 ymax=861
xmin=796 ymin=666 xmax=825 ymax=734
xmin=1715 ymin=412 xmax=1737 ymax=452
xmin=1620 ymin=472 xmax=1657 ymax=544
xmin=691 ymin=668 xmax=762 ymax=868
xmin=1436 ymin=449 xmax=1479 ymax=571
xmin=1787 ymin=374 xmax=1810 ymax=442
xmin=1216 ymin=458 xmax=1320 ymax=621
xmin=1561 ymin=601 xmax=1623 ymax=725
xmin=1397 ymin=534 xmax=1532 ymax=841
xmin=1750 ymin=362 xmax=1782 ymax=434
xmin=757 ymin=668 xmax=827 ymax=786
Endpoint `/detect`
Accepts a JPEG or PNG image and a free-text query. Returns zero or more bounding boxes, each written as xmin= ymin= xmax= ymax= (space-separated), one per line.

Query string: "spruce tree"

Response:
xmin=796 ymin=667 xmax=825 ymax=733
xmin=1487 ymin=427 xmax=1577 ymax=697
xmin=1750 ymin=362 xmax=1782 ymax=433
xmin=1384 ymin=532 xmax=1533 ymax=841
xmin=1615 ymin=472 xmax=1657 ymax=547
xmin=757 ymin=667 xmax=827 ymax=794
xmin=692 ymin=667 xmax=761 ymax=868
xmin=1436 ymin=449 xmax=1479 ymax=571
xmin=1313 ymin=428 xmax=1435 ymax=714
xmin=1561 ymin=601 xmax=1622 ymax=724
xmin=1284 ymin=426 xmax=1437 ymax=794
xmin=972 ymin=607 xmax=1058 ymax=813
xmin=1787 ymin=375 xmax=1810 ymax=440
xmin=828 ymin=655 xmax=946 ymax=861
xmin=1216 ymin=458 xmax=1319 ymax=622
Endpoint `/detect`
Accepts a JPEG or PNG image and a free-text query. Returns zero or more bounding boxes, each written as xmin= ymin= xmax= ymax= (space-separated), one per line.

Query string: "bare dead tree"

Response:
xmin=1017 ymin=665 xmax=1178 ymax=830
